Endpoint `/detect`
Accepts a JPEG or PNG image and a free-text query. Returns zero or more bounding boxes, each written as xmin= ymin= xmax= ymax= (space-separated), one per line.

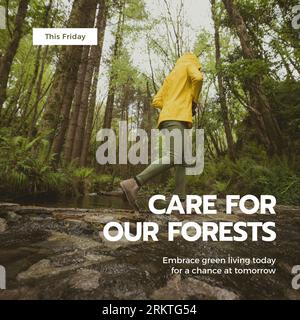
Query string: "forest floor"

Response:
xmin=0 ymin=200 xmax=299 ymax=300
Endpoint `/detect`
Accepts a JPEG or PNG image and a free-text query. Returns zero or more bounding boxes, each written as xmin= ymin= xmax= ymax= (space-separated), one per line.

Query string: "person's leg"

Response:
xmin=174 ymin=165 xmax=186 ymax=201
xmin=135 ymin=158 xmax=172 ymax=186
xmin=135 ymin=121 xmax=185 ymax=186
xmin=120 ymin=121 xmax=186 ymax=210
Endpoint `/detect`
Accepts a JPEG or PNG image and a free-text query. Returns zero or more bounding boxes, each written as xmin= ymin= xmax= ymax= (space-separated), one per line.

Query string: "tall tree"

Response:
xmin=20 ymin=0 xmax=53 ymax=134
xmin=222 ymin=0 xmax=285 ymax=155
xmin=102 ymin=0 xmax=125 ymax=129
xmin=50 ymin=0 xmax=98 ymax=158
xmin=41 ymin=0 xmax=96 ymax=157
xmin=71 ymin=0 xmax=108 ymax=163
xmin=211 ymin=0 xmax=235 ymax=160
xmin=0 ymin=0 xmax=29 ymax=113
xmin=63 ymin=46 xmax=91 ymax=162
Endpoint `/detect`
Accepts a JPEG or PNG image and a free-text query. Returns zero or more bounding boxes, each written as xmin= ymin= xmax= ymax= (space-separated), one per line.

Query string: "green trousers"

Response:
xmin=136 ymin=120 xmax=187 ymax=200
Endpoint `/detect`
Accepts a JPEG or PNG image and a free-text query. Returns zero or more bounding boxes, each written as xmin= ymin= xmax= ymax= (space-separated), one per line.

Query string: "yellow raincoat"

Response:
xmin=152 ymin=53 xmax=203 ymax=127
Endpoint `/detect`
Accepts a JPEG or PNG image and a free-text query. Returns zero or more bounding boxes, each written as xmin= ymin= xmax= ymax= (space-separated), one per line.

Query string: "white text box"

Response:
xmin=33 ymin=28 xmax=98 ymax=46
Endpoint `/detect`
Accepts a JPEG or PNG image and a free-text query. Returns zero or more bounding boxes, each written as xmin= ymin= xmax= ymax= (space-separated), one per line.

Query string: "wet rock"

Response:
xmin=0 ymin=286 xmax=39 ymax=300
xmin=47 ymin=231 xmax=101 ymax=250
xmin=84 ymin=215 xmax=114 ymax=225
xmin=208 ymin=213 xmax=241 ymax=222
xmin=4 ymin=211 xmax=22 ymax=222
xmin=285 ymin=289 xmax=300 ymax=300
xmin=0 ymin=218 xmax=7 ymax=233
xmin=275 ymin=205 xmax=300 ymax=215
xmin=0 ymin=202 xmax=19 ymax=211
xmin=69 ymin=269 xmax=101 ymax=291
xmin=64 ymin=219 xmax=89 ymax=229
xmin=18 ymin=259 xmax=79 ymax=281
xmin=16 ymin=258 xmax=75 ymax=281
xmin=17 ymin=259 xmax=53 ymax=280
xmin=278 ymin=262 xmax=294 ymax=274
xmin=52 ymin=212 xmax=87 ymax=220
xmin=1 ymin=202 xmax=299 ymax=299
xmin=85 ymin=253 xmax=114 ymax=263
xmin=151 ymin=275 xmax=239 ymax=300
xmin=99 ymin=230 xmax=141 ymax=249
xmin=15 ymin=206 xmax=53 ymax=215
xmin=16 ymin=249 xmax=114 ymax=282
xmin=29 ymin=216 xmax=54 ymax=222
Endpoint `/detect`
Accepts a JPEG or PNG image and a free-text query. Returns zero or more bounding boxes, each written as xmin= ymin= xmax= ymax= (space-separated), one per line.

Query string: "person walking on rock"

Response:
xmin=120 ymin=53 xmax=204 ymax=211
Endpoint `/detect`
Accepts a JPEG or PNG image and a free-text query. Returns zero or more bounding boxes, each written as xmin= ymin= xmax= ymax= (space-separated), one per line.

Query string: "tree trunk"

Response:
xmin=222 ymin=0 xmax=285 ymax=155
xmin=63 ymin=48 xmax=91 ymax=162
xmin=28 ymin=45 xmax=50 ymax=138
xmin=50 ymin=0 xmax=97 ymax=159
xmin=102 ymin=1 xmax=125 ymax=129
xmin=0 ymin=0 xmax=29 ymax=113
xmin=209 ymin=131 xmax=222 ymax=157
xmin=19 ymin=0 xmax=53 ymax=135
xmin=72 ymin=0 xmax=108 ymax=163
xmin=41 ymin=0 xmax=94 ymax=153
xmin=79 ymin=0 xmax=108 ymax=166
xmin=211 ymin=0 xmax=235 ymax=161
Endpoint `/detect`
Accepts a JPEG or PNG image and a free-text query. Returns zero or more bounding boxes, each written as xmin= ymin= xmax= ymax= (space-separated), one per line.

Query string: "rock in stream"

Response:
xmin=0 ymin=202 xmax=299 ymax=300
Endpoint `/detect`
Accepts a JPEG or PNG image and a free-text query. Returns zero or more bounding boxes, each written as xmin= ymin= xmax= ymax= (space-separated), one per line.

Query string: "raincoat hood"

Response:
xmin=175 ymin=53 xmax=201 ymax=69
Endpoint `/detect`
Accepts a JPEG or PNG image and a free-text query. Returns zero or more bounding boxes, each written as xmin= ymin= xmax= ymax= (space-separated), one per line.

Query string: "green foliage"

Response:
xmin=71 ymin=167 xmax=95 ymax=196
xmin=0 ymin=130 xmax=113 ymax=196
xmin=92 ymin=174 xmax=121 ymax=192
xmin=185 ymin=154 xmax=300 ymax=205
xmin=266 ymin=79 xmax=300 ymax=147
xmin=0 ymin=129 xmax=69 ymax=194
xmin=223 ymin=58 xmax=269 ymax=81
xmin=123 ymin=0 xmax=148 ymax=24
